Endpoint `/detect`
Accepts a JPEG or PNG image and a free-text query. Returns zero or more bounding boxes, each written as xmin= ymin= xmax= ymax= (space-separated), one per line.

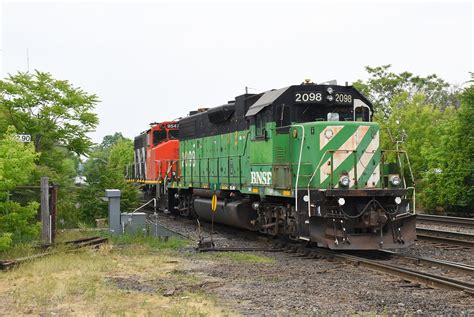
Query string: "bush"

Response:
xmin=0 ymin=127 xmax=40 ymax=251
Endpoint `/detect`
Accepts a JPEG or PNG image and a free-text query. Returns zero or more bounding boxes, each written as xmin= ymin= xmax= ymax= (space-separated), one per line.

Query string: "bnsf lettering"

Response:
xmin=250 ymin=171 xmax=272 ymax=185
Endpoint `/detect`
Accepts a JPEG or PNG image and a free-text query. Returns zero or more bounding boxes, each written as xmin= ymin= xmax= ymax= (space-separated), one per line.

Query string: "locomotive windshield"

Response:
xmin=153 ymin=129 xmax=167 ymax=145
xmin=294 ymin=104 xmax=354 ymax=123
xmin=168 ymin=129 xmax=179 ymax=139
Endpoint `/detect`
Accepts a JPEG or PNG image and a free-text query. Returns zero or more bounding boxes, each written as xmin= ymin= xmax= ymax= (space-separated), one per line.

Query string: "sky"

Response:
xmin=1 ymin=0 xmax=473 ymax=143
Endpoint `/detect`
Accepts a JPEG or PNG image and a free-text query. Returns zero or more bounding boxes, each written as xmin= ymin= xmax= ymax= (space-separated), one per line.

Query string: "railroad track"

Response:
xmin=416 ymin=227 xmax=474 ymax=249
xmin=0 ymin=236 xmax=108 ymax=271
xmin=338 ymin=250 xmax=474 ymax=295
xmin=279 ymin=244 xmax=474 ymax=295
xmin=161 ymin=211 xmax=474 ymax=295
xmin=417 ymin=214 xmax=474 ymax=228
xmin=197 ymin=236 xmax=474 ymax=295
xmin=198 ymin=239 xmax=474 ymax=295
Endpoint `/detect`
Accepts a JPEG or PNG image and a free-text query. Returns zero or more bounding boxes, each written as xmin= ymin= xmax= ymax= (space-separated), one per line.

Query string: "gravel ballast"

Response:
xmin=156 ymin=213 xmax=474 ymax=315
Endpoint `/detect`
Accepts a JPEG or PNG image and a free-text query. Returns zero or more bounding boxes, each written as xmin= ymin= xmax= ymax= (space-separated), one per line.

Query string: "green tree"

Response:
xmin=0 ymin=70 xmax=99 ymax=156
xmin=376 ymin=93 xmax=456 ymax=180
xmin=0 ymin=70 xmax=100 ymax=228
xmin=356 ymin=66 xmax=471 ymax=212
xmin=354 ymin=65 xmax=459 ymax=114
xmin=0 ymin=127 xmax=39 ymax=251
xmin=422 ymin=81 xmax=474 ymax=212
xmin=71 ymin=136 xmax=139 ymax=226
xmin=98 ymin=132 xmax=126 ymax=150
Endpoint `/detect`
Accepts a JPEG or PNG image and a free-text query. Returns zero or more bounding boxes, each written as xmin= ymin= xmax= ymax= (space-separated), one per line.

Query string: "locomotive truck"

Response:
xmin=129 ymin=81 xmax=416 ymax=250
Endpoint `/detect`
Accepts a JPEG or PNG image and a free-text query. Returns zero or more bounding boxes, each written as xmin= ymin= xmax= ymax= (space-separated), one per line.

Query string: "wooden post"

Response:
xmin=40 ymin=177 xmax=51 ymax=244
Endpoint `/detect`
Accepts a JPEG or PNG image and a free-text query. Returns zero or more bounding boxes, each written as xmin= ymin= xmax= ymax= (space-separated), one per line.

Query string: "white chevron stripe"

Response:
xmin=320 ymin=126 xmax=344 ymax=150
xmin=366 ymin=165 xmax=380 ymax=188
xmin=347 ymin=131 xmax=379 ymax=188
xmin=320 ymin=126 xmax=370 ymax=184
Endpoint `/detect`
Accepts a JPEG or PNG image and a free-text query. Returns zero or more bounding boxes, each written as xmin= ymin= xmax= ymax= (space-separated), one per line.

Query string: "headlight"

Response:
xmin=394 ymin=197 xmax=402 ymax=205
xmin=327 ymin=87 xmax=334 ymax=94
xmin=324 ymin=129 xmax=334 ymax=139
xmin=390 ymin=175 xmax=401 ymax=186
xmin=339 ymin=175 xmax=350 ymax=187
xmin=338 ymin=198 xmax=345 ymax=206
xmin=326 ymin=95 xmax=334 ymax=102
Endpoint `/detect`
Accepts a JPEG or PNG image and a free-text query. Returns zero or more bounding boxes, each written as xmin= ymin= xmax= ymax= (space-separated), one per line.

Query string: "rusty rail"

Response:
xmin=0 ymin=236 xmax=108 ymax=271
xmin=416 ymin=229 xmax=474 ymax=249
xmin=417 ymin=214 xmax=474 ymax=228
xmin=306 ymin=247 xmax=474 ymax=295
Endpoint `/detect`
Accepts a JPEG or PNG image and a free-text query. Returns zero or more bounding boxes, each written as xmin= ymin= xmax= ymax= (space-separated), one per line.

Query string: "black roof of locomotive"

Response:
xmin=178 ymin=84 xmax=373 ymax=140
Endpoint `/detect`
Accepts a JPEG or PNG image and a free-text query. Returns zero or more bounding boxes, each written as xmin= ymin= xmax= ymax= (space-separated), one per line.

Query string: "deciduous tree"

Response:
xmin=0 ymin=70 xmax=99 ymax=156
xmin=0 ymin=127 xmax=39 ymax=250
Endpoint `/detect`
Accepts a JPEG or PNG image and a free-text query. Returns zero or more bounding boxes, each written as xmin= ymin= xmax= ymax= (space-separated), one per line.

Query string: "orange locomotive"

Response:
xmin=130 ymin=121 xmax=179 ymax=199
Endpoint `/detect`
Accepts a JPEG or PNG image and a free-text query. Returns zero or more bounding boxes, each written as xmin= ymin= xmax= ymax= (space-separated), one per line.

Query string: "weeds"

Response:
xmin=208 ymin=251 xmax=275 ymax=264
xmin=102 ymin=232 xmax=190 ymax=250
xmin=0 ymin=242 xmax=35 ymax=260
xmin=0 ymin=232 xmax=232 ymax=316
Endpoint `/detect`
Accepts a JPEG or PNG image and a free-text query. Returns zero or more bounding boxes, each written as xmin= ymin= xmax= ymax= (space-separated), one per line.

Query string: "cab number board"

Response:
xmin=335 ymin=93 xmax=352 ymax=104
xmin=294 ymin=91 xmax=353 ymax=104
xmin=294 ymin=92 xmax=323 ymax=103
xmin=166 ymin=123 xmax=179 ymax=129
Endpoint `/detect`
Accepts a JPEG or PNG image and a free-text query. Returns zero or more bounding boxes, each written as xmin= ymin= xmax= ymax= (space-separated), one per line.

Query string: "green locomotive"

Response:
xmin=152 ymin=81 xmax=416 ymax=250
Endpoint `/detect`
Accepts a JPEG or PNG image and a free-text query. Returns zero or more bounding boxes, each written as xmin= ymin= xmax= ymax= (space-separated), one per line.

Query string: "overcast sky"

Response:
xmin=1 ymin=1 xmax=472 ymax=143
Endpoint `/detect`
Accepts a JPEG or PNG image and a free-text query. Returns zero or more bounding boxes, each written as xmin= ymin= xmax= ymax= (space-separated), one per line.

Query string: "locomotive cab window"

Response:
xmin=168 ymin=129 xmax=179 ymax=140
xmin=295 ymin=105 xmax=352 ymax=123
xmin=255 ymin=111 xmax=269 ymax=138
xmin=153 ymin=129 xmax=167 ymax=146
xmin=275 ymin=104 xmax=291 ymax=132
xmin=255 ymin=113 xmax=264 ymax=136
xmin=254 ymin=107 xmax=273 ymax=139
xmin=354 ymin=107 xmax=371 ymax=122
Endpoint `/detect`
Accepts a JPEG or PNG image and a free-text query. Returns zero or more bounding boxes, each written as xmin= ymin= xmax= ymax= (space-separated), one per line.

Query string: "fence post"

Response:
xmin=40 ymin=177 xmax=51 ymax=244
xmin=50 ymin=184 xmax=58 ymax=243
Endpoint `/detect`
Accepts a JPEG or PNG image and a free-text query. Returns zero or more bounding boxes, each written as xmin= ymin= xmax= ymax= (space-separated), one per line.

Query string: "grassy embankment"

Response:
xmin=0 ymin=230 xmax=273 ymax=315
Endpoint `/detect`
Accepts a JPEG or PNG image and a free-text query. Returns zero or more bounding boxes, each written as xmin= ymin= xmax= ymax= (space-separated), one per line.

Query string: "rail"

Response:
xmin=0 ymin=236 xmax=108 ymax=271
xmin=305 ymin=246 xmax=474 ymax=295
xmin=416 ymin=214 xmax=474 ymax=228
xmin=415 ymin=227 xmax=474 ymax=248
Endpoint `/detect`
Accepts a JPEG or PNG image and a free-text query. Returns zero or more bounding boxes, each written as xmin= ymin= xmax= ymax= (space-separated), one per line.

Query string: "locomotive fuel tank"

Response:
xmin=193 ymin=198 xmax=258 ymax=231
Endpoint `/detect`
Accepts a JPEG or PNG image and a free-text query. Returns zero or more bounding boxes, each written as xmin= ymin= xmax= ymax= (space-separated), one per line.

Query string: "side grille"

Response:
xmin=276 ymin=146 xmax=286 ymax=163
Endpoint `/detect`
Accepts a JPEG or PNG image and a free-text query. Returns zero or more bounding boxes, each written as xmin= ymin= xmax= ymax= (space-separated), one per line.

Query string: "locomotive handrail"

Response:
xmin=380 ymin=149 xmax=415 ymax=186
xmin=293 ymin=125 xmax=306 ymax=212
